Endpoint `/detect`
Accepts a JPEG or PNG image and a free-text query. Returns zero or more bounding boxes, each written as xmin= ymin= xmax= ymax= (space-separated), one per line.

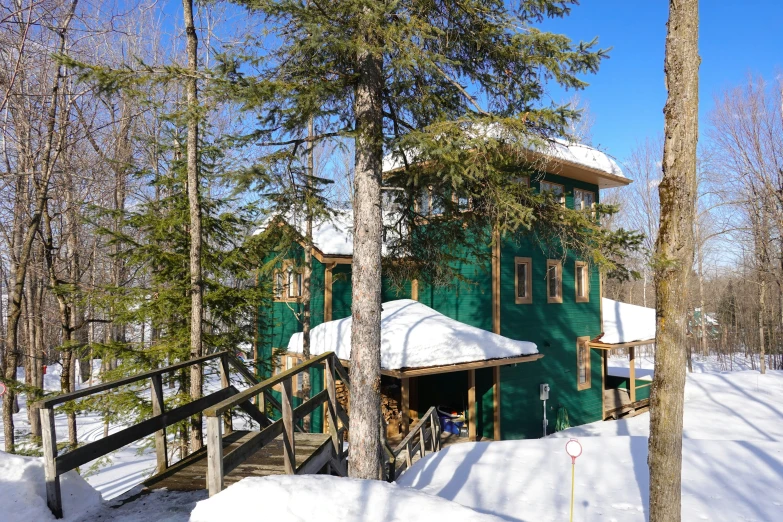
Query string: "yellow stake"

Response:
xmin=570 ymin=460 xmax=575 ymax=522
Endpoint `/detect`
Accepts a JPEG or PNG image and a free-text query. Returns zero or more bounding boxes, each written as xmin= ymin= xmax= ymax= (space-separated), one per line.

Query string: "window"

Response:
xmin=512 ymin=176 xmax=530 ymax=187
xmin=540 ymin=181 xmax=565 ymax=207
xmin=514 ymin=257 xmax=532 ymax=304
xmin=274 ymin=260 xmax=301 ymax=302
xmin=576 ymin=337 xmax=592 ymax=390
xmin=574 ymin=189 xmax=595 ymax=215
xmin=575 ymin=261 xmax=589 ymax=303
xmin=546 ymin=259 xmax=562 ymax=303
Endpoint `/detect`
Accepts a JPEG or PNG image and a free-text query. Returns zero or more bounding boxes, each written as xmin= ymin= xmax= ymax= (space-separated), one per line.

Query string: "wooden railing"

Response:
xmin=36 ymin=351 xmax=264 ymax=519
xmin=204 ymin=351 xmax=350 ymax=496
xmin=382 ymin=406 xmax=441 ymax=482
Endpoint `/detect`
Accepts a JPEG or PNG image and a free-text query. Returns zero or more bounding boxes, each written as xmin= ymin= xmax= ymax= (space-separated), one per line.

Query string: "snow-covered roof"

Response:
xmin=600 ymin=298 xmax=656 ymax=345
xmin=382 ymin=132 xmax=624 ymax=179
xmin=287 ymin=299 xmax=538 ymax=371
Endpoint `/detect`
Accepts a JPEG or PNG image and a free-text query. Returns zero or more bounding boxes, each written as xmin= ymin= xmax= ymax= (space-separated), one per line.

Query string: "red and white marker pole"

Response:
xmin=566 ymin=438 xmax=582 ymax=522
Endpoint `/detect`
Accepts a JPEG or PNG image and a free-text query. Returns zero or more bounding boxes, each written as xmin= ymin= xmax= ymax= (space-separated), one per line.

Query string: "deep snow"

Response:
xmin=600 ymin=298 xmax=656 ymax=345
xmin=288 ymin=299 xmax=538 ymax=370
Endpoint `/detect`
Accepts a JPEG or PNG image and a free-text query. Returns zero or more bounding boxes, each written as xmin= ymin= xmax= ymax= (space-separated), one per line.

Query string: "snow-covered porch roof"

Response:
xmin=590 ymin=298 xmax=656 ymax=349
xmin=287 ymin=299 xmax=542 ymax=377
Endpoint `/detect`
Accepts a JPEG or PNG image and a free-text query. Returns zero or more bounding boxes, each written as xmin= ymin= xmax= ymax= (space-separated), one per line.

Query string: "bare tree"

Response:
xmin=648 ymin=1 xmax=700 ymax=520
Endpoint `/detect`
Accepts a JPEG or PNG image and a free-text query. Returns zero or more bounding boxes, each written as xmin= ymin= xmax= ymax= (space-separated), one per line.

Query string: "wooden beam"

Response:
xmin=56 ymin=387 xmax=236 ymax=475
xmin=150 ymin=374 xmax=168 ymax=473
xmin=40 ymin=407 xmax=62 ymax=519
xmin=219 ymin=354 xmax=233 ymax=434
xmin=468 ymin=369 xmax=477 ymax=441
xmin=281 ymin=378 xmax=296 ymax=474
xmin=588 ymin=339 xmax=655 ymax=350
xmin=324 ymin=263 xmax=334 ymax=322
xmin=629 ymin=346 xmax=636 ymax=403
xmin=325 ymin=357 xmax=340 ymax=455
xmin=397 ymin=353 xmax=545 ymax=378
xmin=411 ymin=279 xmax=419 ymax=301
xmin=401 ymin=377 xmax=410 ymax=435
xmin=38 ymin=351 xmax=228 ymax=408
xmin=206 ymin=416 xmax=224 ymax=497
xmin=492 ymin=366 xmax=501 ymax=441
xmin=492 ymin=226 xmax=501 ymax=335
xmin=601 ymin=350 xmax=607 ymax=419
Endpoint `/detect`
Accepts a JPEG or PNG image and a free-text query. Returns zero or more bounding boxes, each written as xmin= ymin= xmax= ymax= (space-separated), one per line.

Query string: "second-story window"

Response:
xmin=574 ymin=189 xmax=596 ymax=215
xmin=547 ymin=259 xmax=562 ymax=304
xmin=515 ymin=257 xmax=532 ymax=304
xmin=575 ymin=261 xmax=589 ymax=302
xmin=540 ymin=181 xmax=565 ymax=207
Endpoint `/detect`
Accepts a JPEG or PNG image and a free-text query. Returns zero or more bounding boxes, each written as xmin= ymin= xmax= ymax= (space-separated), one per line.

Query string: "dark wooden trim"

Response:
xmin=56 ymin=387 xmax=236 ymax=475
xmin=38 ymin=351 xmax=228 ymax=407
xmin=492 ymin=226 xmax=501 ymax=333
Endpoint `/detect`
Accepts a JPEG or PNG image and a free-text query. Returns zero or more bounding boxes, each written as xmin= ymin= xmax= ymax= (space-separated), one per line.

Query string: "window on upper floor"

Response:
xmin=575 ymin=261 xmax=589 ymax=303
xmin=540 ymin=181 xmax=565 ymax=207
xmin=514 ymin=257 xmax=532 ymax=304
xmin=576 ymin=336 xmax=592 ymax=390
xmin=574 ymin=188 xmax=596 ymax=216
xmin=546 ymin=259 xmax=562 ymax=304
xmin=273 ymin=260 xmax=302 ymax=302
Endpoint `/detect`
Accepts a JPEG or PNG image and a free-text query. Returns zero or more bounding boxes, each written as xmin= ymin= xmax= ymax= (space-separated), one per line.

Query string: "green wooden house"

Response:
xmin=257 ymin=141 xmax=638 ymax=441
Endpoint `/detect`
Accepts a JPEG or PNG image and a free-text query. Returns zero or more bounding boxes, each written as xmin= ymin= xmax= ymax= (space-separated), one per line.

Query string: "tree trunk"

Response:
xmin=348 ymin=15 xmax=384 ymax=480
xmin=301 ymin=117 xmax=314 ymax=431
xmin=649 ymin=1 xmax=699 ymax=520
xmin=182 ymin=0 xmax=204 ymax=451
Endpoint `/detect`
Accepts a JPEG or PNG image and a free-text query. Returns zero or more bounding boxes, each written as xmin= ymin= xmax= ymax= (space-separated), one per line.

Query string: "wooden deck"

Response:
xmin=144 ymin=431 xmax=332 ymax=492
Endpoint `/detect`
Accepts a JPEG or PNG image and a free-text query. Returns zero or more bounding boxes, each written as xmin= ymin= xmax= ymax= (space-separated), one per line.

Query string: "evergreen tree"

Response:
xmin=218 ymin=0 xmax=636 ymax=478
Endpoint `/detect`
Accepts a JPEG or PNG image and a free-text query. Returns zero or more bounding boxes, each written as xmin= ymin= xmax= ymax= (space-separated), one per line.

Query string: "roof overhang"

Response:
xmin=524 ymin=150 xmax=632 ymax=189
xmin=320 ymin=352 xmax=544 ymax=378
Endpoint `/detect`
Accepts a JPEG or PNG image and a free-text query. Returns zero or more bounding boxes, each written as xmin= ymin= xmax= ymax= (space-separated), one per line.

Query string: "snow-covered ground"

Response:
xmin=3 ymin=356 xmax=782 ymax=521
xmin=399 ymin=369 xmax=783 ymax=521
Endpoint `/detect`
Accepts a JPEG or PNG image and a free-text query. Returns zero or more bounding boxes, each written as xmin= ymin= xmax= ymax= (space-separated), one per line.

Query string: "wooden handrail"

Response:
xmin=205 ymin=351 xmax=333 ymax=417
xmin=37 ymin=351 xmax=228 ymax=408
xmin=383 ymin=406 xmax=441 ymax=482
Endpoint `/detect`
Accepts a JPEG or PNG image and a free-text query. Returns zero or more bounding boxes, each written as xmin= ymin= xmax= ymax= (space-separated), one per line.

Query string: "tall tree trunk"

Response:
xmin=182 ymin=0 xmax=204 ymax=451
xmin=649 ymin=1 xmax=699 ymax=520
xmin=301 ymin=117 xmax=314 ymax=431
xmin=349 ymin=14 xmax=384 ymax=480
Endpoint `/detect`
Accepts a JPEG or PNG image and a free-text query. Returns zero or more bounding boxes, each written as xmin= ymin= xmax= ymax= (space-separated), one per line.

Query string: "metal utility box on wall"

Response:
xmin=540 ymin=383 xmax=550 ymax=401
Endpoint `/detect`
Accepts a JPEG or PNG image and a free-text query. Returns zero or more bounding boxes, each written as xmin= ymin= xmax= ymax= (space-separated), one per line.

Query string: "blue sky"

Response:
xmin=540 ymin=1 xmax=783 ymax=164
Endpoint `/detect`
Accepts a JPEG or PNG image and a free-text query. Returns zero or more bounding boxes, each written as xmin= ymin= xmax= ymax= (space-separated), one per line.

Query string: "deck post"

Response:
xmin=325 ymin=357 xmax=340 ymax=455
xmin=219 ymin=354 xmax=233 ymax=434
xmin=401 ymin=377 xmax=410 ymax=435
xmin=629 ymin=347 xmax=636 ymax=403
xmin=429 ymin=410 xmax=439 ymax=451
xmin=40 ymin=406 xmax=62 ymax=519
xmin=468 ymin=369 xmax=477 ymax=441
xmin=281 ymin=377 xmax=296 ymax=474
xmin=492 ymin=366 xmax=501 ymax=441
xmin=206 ymin=415 xmax=224 ymax=496
xmin=150 ymin=374 xmax=168 ymax=473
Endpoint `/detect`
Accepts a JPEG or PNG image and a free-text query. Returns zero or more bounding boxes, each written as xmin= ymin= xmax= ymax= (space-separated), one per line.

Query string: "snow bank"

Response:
xmin=601 ymin=298 xmax=656 ymax=344
xmin=0 ymin=451 xmax=102 ymax=522
xmin=288 ymin=299 xmax=537 ymax=370
xmin=190 ymin=475 xmax=503 ymax=522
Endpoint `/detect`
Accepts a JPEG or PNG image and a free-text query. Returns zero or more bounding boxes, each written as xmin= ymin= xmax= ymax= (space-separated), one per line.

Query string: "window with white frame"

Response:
xmin=575 ymin=261 xmax=589 ymax=303
xmin=546 ymin=259 xmax=562 ymax=303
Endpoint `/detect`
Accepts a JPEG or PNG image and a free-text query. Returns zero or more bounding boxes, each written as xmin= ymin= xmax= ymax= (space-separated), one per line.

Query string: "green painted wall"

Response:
xmin=499 ymin=172 xmax=603 ymax=439
xmin=258 ymin=171 xmax=606 ymax=440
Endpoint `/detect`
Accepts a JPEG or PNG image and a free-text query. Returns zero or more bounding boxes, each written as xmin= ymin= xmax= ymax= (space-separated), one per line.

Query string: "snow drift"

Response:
xmin=600 ymin=297 xmax=656 ymax=344
xmin=190 ymin=475 xmax=504 ymax=522
xmin=288 ymin=299 xmax=537 ymax=370
xmin=0 ymin=451 xmax=102 ymax=522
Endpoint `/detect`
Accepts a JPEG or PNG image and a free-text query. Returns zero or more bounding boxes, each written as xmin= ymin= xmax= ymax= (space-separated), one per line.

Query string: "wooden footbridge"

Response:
xmin=37 ymin=351 xmax=442 ymax=518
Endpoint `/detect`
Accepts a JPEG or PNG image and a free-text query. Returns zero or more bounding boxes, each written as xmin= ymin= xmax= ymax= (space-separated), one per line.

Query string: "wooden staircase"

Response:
xmin=37 ymin=351 xmax=350 ymax=518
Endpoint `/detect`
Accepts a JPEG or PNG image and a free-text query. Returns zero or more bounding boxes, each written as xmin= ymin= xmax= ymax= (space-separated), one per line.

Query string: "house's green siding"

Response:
xmin=258 ymin=171 xmax=607 ymax=440
xmin=498 ymin=172 xmax=603 ymax=439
